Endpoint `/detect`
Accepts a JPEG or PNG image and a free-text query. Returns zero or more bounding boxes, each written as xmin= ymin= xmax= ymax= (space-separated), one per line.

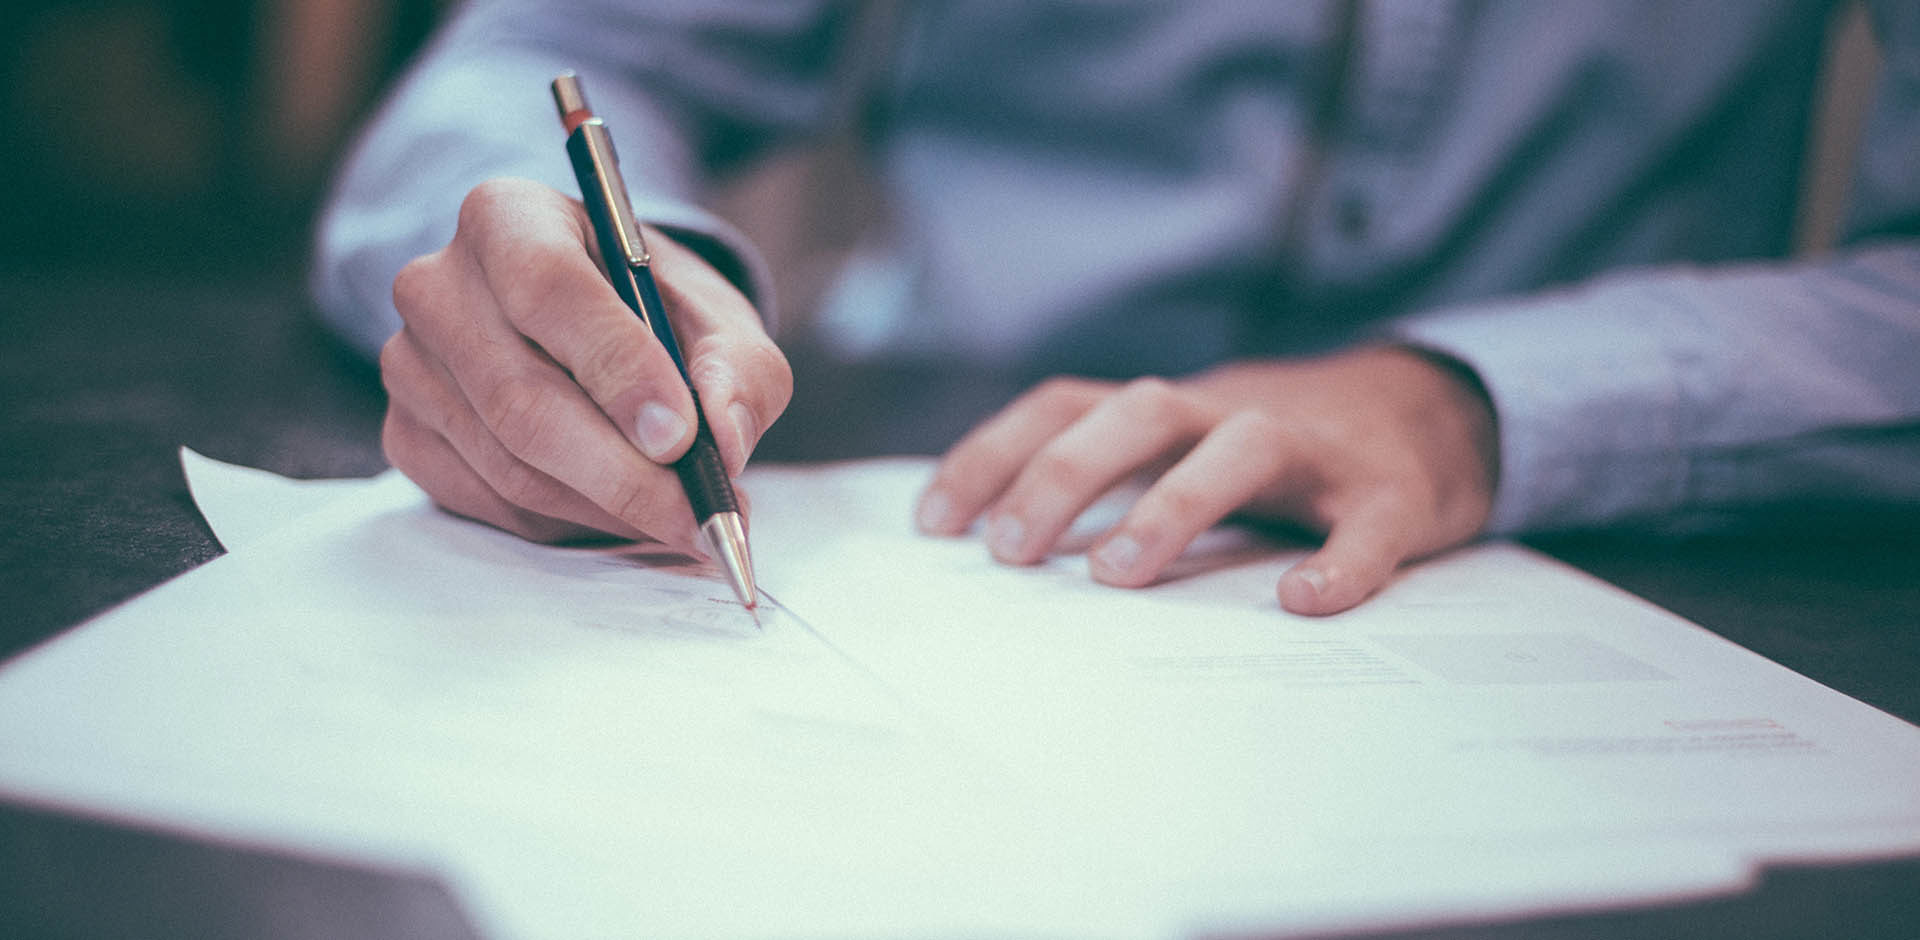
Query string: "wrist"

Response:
xmin=1381 ymin=343 xmax=1500 ymax=533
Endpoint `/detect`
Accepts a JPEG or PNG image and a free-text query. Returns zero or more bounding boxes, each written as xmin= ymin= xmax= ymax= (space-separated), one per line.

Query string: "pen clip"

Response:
xmin=552 ymin=73 xmax=651 ymax=268
xmin=578 ymin=123 xmax=652 ymax=268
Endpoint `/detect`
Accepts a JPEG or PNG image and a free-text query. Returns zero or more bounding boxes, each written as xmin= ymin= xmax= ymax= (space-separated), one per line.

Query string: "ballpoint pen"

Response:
xmin=551 ymin=71 xmax=758 ymax=611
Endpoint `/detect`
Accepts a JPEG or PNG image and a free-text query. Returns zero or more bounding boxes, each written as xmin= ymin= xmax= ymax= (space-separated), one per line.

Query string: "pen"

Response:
xmin=551 ymin=71 xmax=757 ymax=611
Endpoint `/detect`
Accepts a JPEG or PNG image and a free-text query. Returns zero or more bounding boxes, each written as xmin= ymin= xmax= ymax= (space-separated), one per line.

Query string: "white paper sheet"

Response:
xmin=180 ymin=447 xmax=386 ymax=551
xmin=2 ymin=454 xmax=1917 ymax=940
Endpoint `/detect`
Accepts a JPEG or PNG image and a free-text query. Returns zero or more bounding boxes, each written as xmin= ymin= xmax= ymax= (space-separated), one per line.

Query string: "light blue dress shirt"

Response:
xmin=313 ymin=0 xmax=1920 ymax=535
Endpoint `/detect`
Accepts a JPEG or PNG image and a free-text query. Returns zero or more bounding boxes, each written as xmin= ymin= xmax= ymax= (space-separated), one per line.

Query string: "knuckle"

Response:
xmin=1026 ymin=447 xmax=1091 ymax=496
xmin=1027 ymin=376 xmax=1083 ymax=404
xmin=687 ymin=337 xmax=793 ymax=416
xmin=685 ymin=343 xmax=737 ymax=390
xmin=457 ymin=178 xmax=534 ymax=231
xmin=1148 ymin=481 xmax=1210 ymax=525
xmin=1023 ymin=376 xmax=1100 ymax=422
xmin=390 ymin=256 xmax=440 ymax=319
xmin=605 ymin=476 xmax=669 ymax=529
xmin=499 ymin=246 xmax=587 ymax=328
xmin=1122 ymin=375 xmax=1176 ymax=399
xmin=380 ymin=411 xmax=416 ymax=471
xmin=489 ymin=455 xmax=554 ymax=510
xmin=740 ymin=340 xmax=794 ymax=413
xmin=377 ymin=335 xmax=410 ymax=396
xmin=478 ymin=377 xmax=558 ymax=457
xmin=377 ymin=331 xmax=405 ymax=374
xmin=1228 ymin=409 xmax=1291 ymax=451
xmin=573 ymin=330 xmax=644 ymax=389
xmin=1116 ymin=376 xmax=1184 ymax=425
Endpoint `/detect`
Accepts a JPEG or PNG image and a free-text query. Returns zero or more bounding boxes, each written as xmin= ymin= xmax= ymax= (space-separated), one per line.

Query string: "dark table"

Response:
xmin=2 ymin=271 xmax=1916 ymax=938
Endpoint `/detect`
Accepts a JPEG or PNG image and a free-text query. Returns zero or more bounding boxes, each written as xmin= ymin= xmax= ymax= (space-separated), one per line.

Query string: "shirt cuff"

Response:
xmin=1390 ymin=275 xmax=1710 ymax=535
xmin=633 ymin=199 xmax=780 ymax=337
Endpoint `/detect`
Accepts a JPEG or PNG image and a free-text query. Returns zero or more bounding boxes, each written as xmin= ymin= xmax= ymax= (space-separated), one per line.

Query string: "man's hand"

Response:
xmin=380 ymin=177 xmax=791 ymax=550
xmin=914 ymin=347 xmax=1498 ymax=614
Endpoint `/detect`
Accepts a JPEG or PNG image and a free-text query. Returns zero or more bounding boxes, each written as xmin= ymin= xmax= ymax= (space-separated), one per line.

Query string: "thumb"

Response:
xmin=1277 ymin=496 xmax=1421 ymax=615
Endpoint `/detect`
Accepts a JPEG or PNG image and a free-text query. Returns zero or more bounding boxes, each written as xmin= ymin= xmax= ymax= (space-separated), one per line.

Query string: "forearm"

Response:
xmin=310 ymin=0 xmax=823 ymax=357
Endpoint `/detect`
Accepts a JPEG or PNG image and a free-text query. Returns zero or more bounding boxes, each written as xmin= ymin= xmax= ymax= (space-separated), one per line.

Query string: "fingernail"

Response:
xmin=1296 ymin=566 xmax=1328 ymax=595
xmin=726 ymin=401 xmax=757 ymax=476
xmin=916 ymin=489 xmax=952 ymax=533
xmin=1092 ymin=534 xmax=1142 ymax=577
xmin=987 ymin=515 xmax=1026 ymax=560
xmin=1281 ymin=564 xmax=1329 ymax=610
xmin=634 ymin=401 xmax=688 ymax=461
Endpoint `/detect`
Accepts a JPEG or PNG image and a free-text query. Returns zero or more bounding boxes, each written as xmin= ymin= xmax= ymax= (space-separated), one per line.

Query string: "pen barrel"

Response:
xmin=566 ymin=122 xmax=650 ymax=269
xmin=561 ymin=101 xmax=740 ymax=527
xmin=629 ymin=260 xmax=690 ymax=377
xmin=675 ymin=399 xmax=738 ymax=521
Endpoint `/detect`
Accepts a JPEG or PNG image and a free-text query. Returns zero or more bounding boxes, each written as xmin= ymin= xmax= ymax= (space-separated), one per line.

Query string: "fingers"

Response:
xmin=455 ymin=180 xmax=698 ymax=463
xmin=419 ymin=301 xmax=699 ymax=548
xmin=449 ymin=179 xmax=791 ymax=478
xmin=915 ymin=377 xmax=1113 ymax=536
xmin=976 ymin=378 xmax=1208 ymax=565
xmin=1087 ymin=414 xmax=1429 ymax=614
xmin=1276 ymin=495 xmax=1423 ymax=615
xmin=395 ymin=201 xmax=688 ymax=543
xmin=648 ymin=225 xmax=793 ymax=478
xmin=914 ymin=351 xmax=1496 ymax=616
xmin=381 ymin=328 xmax=662 ymax=544
xmin=386 ymin=254 xmax=700 ymax=550
xmin=385 ymin=178 xmax=790 ymax=549
xmin=1039 ymin=403 xmax=1423 ymax=614
xmin=1087 ymin=411 xmax=1298 ymax=587
xmin=996 ymin=396 xmax=1422 ymax=613
xmin=384 ymin=399 xmax=646 ymax=545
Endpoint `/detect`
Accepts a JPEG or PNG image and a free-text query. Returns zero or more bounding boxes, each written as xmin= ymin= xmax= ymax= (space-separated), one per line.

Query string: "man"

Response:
xmin=313 ymin=1 xmax=1920 ymax=614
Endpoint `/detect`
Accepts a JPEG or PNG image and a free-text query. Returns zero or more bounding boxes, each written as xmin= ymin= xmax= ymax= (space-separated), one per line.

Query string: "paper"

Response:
xmin=747 ymin=465 xmax=1920 ymax=876
xmin=180 ymin=447 xmax=385 ymax=551
xmin=2 ymin=454 xmax=1917 ymax=940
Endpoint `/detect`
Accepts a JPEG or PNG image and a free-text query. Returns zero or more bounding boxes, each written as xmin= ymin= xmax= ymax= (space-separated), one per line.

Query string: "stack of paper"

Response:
xmin=0 ymin=451 xmax=1914 ymax=939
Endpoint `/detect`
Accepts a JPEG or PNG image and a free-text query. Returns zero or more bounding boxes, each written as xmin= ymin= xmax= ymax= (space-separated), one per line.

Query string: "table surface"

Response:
xmin=1 ymin=271 xmax=1915 ymax=939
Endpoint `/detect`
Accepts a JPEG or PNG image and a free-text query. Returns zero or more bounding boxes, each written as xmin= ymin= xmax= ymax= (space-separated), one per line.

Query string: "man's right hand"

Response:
xmin=380 ymin=178 xmax=791 ymax=551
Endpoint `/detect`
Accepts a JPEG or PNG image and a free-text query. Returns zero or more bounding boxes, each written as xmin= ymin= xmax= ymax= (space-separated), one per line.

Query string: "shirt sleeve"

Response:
xmin=310 ymin=0 xmax=851 ymax=357
xmin=1397 ymin=0 xmax=1920 ymax=535
xmin=1396 ymin=246 xmax=1920 ymax=535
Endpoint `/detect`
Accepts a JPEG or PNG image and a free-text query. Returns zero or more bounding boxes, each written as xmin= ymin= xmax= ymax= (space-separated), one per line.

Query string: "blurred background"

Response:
xmin=0 ymin=0 xmax=445 ymax=279
xmin=0 ymin=1 xmax=1881 ymax=305
xmin=0 ymin=0 xmax=883 ymax=319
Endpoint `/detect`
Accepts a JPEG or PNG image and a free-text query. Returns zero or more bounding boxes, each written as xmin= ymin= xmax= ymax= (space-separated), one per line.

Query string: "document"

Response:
xmin=1 ymin=453 xmax=1916 ymax=939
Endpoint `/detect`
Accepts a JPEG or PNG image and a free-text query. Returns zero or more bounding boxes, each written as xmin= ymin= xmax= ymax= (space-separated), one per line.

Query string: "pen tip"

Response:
xmin=701 ymin=512 xmax=758 ymax=616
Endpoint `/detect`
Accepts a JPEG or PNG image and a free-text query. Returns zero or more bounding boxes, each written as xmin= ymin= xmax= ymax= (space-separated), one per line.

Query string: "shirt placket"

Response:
xmin=1303 ymin=0 xmax=1460 ymax=290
